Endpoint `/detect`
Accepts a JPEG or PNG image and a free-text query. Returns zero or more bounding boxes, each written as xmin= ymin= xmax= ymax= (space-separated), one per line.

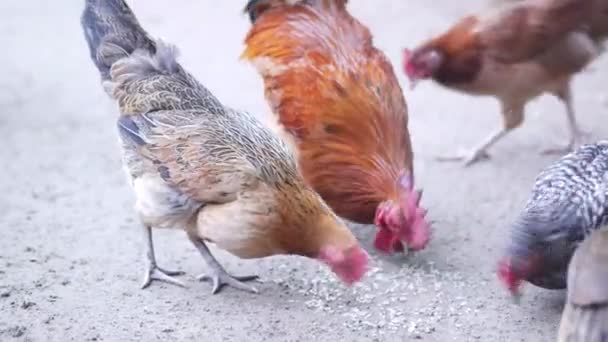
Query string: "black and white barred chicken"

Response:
xmin=497 ymin=141 xmax=608 ymax=296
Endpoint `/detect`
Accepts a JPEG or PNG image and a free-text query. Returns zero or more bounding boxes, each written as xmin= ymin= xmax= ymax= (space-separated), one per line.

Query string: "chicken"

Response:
xmin=557 ymin=228 xmax=608 ymax=342
xmin=81 ymin=0 xmax=369 ymax=294
xmin=497 ymin=142 xmax=608 ymax=298
xmin=557 ymin=229 xmax=608 ymax=342
xmin=241 ymin=0 xmax=430 ymax=254
xmin=480 ymin=0 xmax=608 ymax=64
xmin=402 ymin=0 xmax=601 ymax=166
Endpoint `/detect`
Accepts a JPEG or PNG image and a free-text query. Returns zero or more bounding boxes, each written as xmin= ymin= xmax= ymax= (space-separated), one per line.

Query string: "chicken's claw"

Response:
xmin=541 ymin=145 xmax=574 ymax=156
xmin=542 ymin=129 xmax=591 ymax=155
xmin=197 ymin=271 xmax=259 ymax=295
xmin=436 ymin=148 xmax=491 ymax=166
xmin=140 ymin=225 xmax=186 ymax=289
xmin=141 ymin=265 xmax=186 ymax=289
xmin=510 ymin=290 xmax=522 ymax=305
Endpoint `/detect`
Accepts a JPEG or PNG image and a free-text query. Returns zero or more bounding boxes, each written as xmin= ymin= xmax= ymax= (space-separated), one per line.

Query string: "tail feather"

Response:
xmin=109 ymin=41 xmax=180 ymax=86
xmin=81 ymin=0 xmax=155 ymax=80
xmin=81 ymin=0 xmax=191 ymax=113
xmin=244 ymin=0 xmax=291 ymax=23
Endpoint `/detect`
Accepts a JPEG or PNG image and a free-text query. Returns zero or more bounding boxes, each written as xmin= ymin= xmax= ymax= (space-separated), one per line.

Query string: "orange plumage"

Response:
xmin=242 ymin=0 xmax=430 ymax=253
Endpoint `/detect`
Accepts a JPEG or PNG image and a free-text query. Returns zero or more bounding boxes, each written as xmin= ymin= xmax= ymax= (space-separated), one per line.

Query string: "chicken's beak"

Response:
xmin=400 ymin=240 xmax=411 ymax=256
xmin=510 ymin=290 xmax=522 ymax=305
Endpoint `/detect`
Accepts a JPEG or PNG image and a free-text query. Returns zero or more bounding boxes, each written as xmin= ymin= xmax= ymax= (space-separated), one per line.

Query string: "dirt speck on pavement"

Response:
xmin=1 ymin=0 xmax=607 ymax=341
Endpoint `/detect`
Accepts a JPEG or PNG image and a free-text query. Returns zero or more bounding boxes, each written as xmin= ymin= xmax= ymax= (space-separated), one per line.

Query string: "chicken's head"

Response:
xmin=498 ymin=211 xmax=578 ymax=297
xmin=319 ymin=245 xmax=369 ymax=285
xmin=498 ymin=255 xmax=540 ymax=297
xmin=373 ymin=171 xmax=430 ymax=253
xmin=402 ymin=47 xmax=443 ymax=89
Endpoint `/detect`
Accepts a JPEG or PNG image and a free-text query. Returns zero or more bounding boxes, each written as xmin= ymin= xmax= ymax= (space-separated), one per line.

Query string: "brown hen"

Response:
xmin=403 ymin=0 xmax=603 ymax=166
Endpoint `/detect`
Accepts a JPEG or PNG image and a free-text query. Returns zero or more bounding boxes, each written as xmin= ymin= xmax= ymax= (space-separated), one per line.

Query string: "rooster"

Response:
xmin=497 ymin=142 xmax=608 ymax=298
xmin=402 ymin=0 xmax=601 ymax=166
xmin=241 ymin=0 xmax=430 ymax=254
xmin=557 ymin=228 xmax=608 ymax=342
xmin=81 ymin=0 xmax=369 ymax=294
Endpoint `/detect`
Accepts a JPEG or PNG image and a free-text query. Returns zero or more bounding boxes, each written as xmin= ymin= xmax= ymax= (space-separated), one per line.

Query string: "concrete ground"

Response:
xmin=1 ymin=0 xmax=607 ymax=341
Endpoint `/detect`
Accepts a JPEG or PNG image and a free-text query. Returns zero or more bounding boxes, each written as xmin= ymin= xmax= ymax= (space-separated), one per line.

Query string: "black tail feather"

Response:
xmin=81 ymin=0 xmax=155 ymax=80
xmin=244 ymin=0 xmax=293 ymax=23
xmin=243 ymin=0 xmax=348 ymax=23
xmin=244 ymin=0 xmax=263 ymax=23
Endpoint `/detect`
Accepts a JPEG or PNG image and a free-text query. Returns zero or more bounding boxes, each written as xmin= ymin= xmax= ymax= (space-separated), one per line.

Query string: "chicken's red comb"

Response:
xmin=498 ymin=259 xmax=522 ymax=295
xmin=397 ymin=171 xmax=430 ymax=251
xmin=392 ymin=239 xmax=405 ymax=253
xmin=373 ymin=227 xmax=396 ymax=253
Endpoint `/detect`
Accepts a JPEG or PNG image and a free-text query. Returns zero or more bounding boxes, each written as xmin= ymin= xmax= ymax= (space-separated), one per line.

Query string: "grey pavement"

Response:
xmin=1 ymin=1 xmax=607 ymax=341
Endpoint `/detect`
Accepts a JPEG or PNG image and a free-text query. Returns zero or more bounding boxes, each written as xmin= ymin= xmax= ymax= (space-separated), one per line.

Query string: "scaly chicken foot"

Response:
xmin=187 ymin=231 xmax=258 ymax=295
xmin=436 ymin=148 xmax=491 ymax=166
xmin=141 ymin=264 xmax=186 ymax=289
xmin=541 ymin=129 xmax=590 ymax=155
xmin=436 ymin=127 xmax=509 ymax=166
xmin=541 ymin=117 xmax=591 ymax=155
xmin=141 ymin=225 xmax=186 ymax=289
xmin=197 ymin=273 xmax=259 ymax=295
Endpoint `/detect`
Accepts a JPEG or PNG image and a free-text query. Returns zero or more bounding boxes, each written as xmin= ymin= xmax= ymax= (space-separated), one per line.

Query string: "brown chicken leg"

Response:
xmin=436 ymin=101 xmax=524 ymax=166
xmin=542 ymin=86 xmax=590 ymax=155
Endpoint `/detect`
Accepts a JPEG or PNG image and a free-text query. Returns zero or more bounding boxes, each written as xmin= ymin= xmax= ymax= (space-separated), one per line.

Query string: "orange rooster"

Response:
xmin=402 ymin=0 xmax=601 ymax=166
xmin=241 ymin=0 xmax=430 ymax=254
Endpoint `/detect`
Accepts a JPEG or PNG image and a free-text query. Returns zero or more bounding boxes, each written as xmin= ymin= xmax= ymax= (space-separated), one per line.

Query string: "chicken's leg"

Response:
xmin=141 ymin=225 xmax=186 ymax=289
xmin=436 ymin=128 xmax=508 ymax=166
xmin=436 ymin=101 xmax=524 ymax=166
xmin=542 ymin=87 xmax=590 ymax=155
xmin=187 ymin=231 xmax=258 ymax=295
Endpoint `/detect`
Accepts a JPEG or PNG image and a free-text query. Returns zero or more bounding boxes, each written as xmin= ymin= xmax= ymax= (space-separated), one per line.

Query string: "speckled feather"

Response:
xmin=82 ymin=0 xmax=303 ymax=195
xmin=81 ymin=0 xmax=359 ymax=260
xmin=109 ymin=46 xmax=301 ymax=187
xmin=523 ymin=142 xmax=608 ymax=234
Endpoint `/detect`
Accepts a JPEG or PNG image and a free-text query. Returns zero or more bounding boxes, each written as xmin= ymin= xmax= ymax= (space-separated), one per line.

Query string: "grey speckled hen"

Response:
xmin=79 ymin=0 xmax=369 ymax=294
xmin=497 ymin=141 xmax=608 ymax=296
